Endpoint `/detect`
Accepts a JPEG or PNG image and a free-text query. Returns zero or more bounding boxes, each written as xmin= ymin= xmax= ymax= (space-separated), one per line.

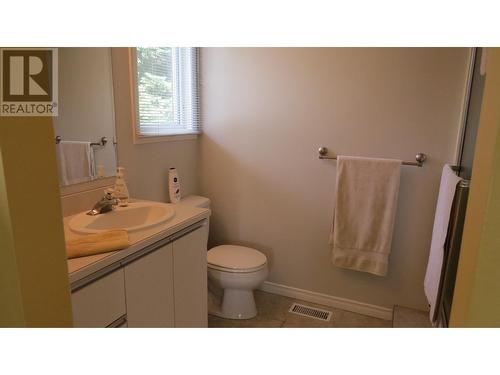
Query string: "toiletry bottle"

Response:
xmin=114 ymin=167 xmax=130 ymax=206
xmin=168 ymin=167 xmax=181 ymax=203
xmin=97 ymin=165 xmax=106 ymax=178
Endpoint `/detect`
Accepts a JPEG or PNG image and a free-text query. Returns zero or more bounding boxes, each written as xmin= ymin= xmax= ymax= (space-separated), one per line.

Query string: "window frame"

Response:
xmin=128 ymin=47 xmax=199 ymax=144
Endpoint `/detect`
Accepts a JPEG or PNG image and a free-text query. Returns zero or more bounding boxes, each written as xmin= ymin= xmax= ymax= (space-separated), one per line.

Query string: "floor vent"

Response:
xmin=289 ymin=303 xmax=332 ymax=322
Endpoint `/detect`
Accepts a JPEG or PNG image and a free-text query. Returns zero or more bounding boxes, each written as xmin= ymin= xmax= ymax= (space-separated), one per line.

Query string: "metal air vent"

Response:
xmin=289 ymin=303 xmax=332 ymax=322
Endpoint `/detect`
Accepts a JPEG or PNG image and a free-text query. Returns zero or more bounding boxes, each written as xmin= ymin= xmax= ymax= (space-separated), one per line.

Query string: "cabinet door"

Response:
xmin=124 ymin=243 xmax=175 ymax=327
xmin=71 ymin=268 xmax=126 ymax=328
xmin=172 ymin=225 xmax=208 ymax=327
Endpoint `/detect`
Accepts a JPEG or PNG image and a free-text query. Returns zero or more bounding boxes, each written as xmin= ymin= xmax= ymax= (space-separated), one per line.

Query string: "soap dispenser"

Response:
xmin=114 ymin=167 xmax=130 ymax=206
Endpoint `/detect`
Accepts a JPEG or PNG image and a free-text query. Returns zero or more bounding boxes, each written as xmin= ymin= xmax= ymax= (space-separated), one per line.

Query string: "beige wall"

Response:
xmin=111 ymin=48 xmax=199 ymax=202
xmin=200 ymin=48 xmax=469 ymax=309
xmin=451 ymin=48 xmax=500 ymax=327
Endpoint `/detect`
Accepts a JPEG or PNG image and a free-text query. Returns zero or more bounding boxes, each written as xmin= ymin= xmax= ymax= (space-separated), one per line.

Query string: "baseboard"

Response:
xmin=259 ymin=281 xmax=394 ymax=321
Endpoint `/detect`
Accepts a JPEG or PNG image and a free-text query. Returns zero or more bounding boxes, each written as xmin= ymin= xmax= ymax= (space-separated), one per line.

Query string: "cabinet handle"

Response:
xmin=71 ymin=261 xmax=122 ymax=293
xmin=107 ymin=314 xmax=127 ymax=328
xmin=120 ymin=220 xmax=206 ymax=267
xmin=168 ymin=220 xmax=206 ymax=242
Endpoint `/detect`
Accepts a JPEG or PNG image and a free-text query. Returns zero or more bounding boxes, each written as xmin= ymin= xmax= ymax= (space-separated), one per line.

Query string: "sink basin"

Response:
xmin=68 ymin=201 xmax=175 ymax=234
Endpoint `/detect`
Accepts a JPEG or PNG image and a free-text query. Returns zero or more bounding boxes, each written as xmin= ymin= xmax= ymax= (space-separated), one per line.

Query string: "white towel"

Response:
xmin=57 ymin=141 xmax=95 ymax=185
xmin=330 ymin=156 xmax=401 ymax=276
xmin=424 ymin=164 xmax=462 ymax=322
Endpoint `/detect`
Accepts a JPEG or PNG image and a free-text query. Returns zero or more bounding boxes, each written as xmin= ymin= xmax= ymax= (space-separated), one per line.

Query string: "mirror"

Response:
xmin=53 ymin=48 xmax=117 ymax=186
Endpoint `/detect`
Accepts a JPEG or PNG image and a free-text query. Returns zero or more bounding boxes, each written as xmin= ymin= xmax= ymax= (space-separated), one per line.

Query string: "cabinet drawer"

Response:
xmin=71 ymin=269 xmax=126 ymax=327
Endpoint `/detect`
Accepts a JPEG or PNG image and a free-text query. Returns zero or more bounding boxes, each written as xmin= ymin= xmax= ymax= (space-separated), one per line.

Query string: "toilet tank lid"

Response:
xmin=179 ymin=195 xmax=210 ymax=208
xmin=208 ymin=245 xmax=267 ymax=271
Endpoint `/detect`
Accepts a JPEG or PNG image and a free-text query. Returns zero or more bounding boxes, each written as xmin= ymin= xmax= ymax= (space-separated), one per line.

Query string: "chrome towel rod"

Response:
xmin=55 ymin=135 xmax=108 ymax=147
xmin=318 ymin=147 xmax=427 ymax=167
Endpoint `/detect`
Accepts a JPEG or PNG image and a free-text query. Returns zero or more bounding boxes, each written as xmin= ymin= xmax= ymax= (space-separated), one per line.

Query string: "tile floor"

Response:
xmin=208 ymin=290 xmax=432 ymax=328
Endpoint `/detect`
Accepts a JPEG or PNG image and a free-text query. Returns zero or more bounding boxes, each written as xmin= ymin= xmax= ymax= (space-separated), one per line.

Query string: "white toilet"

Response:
xmin=181 ymin=195 xmax=268 ymax=319
xmin=207 ymin=245 xmax=268 ymax=319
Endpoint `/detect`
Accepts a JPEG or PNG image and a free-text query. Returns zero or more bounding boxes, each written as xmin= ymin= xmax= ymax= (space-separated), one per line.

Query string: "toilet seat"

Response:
xmin=208 ymin=245 xmax=267 ymax=273
xmin=208 ymin=262 xmax=267 ymax=273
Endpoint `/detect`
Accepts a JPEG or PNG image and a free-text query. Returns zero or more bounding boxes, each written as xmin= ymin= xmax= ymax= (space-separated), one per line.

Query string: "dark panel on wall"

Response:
xmin=459 ymin=48 xmax=485 ymax=180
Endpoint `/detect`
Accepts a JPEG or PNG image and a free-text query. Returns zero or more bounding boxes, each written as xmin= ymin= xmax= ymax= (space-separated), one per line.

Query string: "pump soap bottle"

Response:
xmin=114 ymin=167 xmax=130 ymax=206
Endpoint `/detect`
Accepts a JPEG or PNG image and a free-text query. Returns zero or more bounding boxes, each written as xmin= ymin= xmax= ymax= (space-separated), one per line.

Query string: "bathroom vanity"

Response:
xmin=65 ymin=199 xmax=210 ymax=328
xmin=54 ymin=48 xmax=211 ymax=328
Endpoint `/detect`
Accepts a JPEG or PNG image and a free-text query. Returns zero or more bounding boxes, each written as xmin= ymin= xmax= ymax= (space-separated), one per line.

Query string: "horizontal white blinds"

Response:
xmin=136 ymin=47 xmax=200 ymax=136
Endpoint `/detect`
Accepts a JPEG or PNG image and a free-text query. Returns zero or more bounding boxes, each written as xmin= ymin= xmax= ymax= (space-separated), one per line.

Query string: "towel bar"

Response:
xmin=55 ymin=136 xmax=108 ymax=147
xmin=318 ymin=147 xmax=427 ymax=167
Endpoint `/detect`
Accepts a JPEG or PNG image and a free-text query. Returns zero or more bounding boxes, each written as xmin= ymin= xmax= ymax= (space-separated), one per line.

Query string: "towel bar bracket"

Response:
xmin=91 ymin=137 xmax=108 ymax=147
xmin=55 ymin=136 xmax=107 ymax=147
xmin=318 ymin=147 xmax=427 ymax=167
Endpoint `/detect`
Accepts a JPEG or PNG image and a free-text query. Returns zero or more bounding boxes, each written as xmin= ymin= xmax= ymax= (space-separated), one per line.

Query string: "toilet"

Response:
xmin=180 ymin=195 xmax=268 ymax=319
xmin=207 ymin=245 xmax=268 ymax=319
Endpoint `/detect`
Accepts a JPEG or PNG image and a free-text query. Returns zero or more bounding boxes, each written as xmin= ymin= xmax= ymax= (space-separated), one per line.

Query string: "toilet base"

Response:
xmin=209 ymin=288 xmax=257 ymax=320
xmin=207 ymin=264 xmax=268 ymax=320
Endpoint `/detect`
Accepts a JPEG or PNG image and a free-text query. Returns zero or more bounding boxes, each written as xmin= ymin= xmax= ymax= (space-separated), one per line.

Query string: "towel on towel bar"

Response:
xmin=56 ymin=141 xmax=96 ymax=186
xmin=330 ymin=156 xmax=401 ymax=276
xmin=424 ymin=164 xmax=462 ymax=322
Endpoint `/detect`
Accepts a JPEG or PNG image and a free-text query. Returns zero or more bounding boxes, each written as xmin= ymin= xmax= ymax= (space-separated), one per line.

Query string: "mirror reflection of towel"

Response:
xmin=56 ymin=141 xmax=95 ymax=185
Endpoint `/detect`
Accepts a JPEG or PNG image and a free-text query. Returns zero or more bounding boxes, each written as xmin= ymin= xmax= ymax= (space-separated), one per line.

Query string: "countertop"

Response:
xmin=65 ymin=199 xmax=211 ymax=285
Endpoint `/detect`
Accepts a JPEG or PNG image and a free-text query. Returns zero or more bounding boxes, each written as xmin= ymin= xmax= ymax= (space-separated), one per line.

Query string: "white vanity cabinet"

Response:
xmin=70 ymin=221 xmax=208 ymax=328
xmin=124 ymin=243 xmax=175 ymax=327
xmin=172 ymin=227 xmax=208 ymax=327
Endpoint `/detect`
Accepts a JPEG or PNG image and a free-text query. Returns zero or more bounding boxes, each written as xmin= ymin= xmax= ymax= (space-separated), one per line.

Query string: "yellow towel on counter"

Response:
xmin=66 ymin=230 xmax=130 ymax=259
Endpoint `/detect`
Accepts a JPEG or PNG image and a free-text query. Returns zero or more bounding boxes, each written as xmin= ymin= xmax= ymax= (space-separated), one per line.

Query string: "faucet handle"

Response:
xmin=102 ymin=189 xmax=120 ymax=208
xmin=86 ymin=189 xmax=120 ymax=216
xmin=104 ymin=188 xmax=117 ymax=199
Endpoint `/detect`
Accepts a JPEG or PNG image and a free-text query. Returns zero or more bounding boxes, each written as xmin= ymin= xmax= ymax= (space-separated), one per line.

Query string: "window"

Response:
xmin=134 ymin=47 xmax=200 ymax=139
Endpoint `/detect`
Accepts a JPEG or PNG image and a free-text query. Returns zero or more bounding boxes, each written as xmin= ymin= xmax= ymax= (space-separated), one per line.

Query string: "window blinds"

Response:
xmin=136 ymin=47 xmax=200 ymax=136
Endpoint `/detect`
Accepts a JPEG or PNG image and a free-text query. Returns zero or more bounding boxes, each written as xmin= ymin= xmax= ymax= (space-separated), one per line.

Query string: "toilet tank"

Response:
xmin=178 ymin=195 xmax=211 ymax=209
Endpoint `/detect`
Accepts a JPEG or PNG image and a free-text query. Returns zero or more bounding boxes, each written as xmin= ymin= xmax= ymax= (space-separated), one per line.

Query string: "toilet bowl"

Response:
xmin=208 ymin=245 xmax=268 ymax=319
xmin=178 ymin=195 xmax=268 ymax=320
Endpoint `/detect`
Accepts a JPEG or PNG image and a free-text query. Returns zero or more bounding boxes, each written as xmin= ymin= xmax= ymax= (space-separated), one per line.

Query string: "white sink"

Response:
xmin=68 ymin=201 xmax=175 ymax=234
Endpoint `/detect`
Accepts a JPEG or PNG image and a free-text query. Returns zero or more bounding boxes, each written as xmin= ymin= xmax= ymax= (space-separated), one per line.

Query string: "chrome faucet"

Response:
xmin=86 ymin=190 xmax=119 ymax=216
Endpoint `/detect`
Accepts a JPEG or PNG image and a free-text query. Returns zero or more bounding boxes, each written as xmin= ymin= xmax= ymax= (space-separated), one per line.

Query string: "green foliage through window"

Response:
xmin=135 ymin=47 xmax=199 ymax=136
